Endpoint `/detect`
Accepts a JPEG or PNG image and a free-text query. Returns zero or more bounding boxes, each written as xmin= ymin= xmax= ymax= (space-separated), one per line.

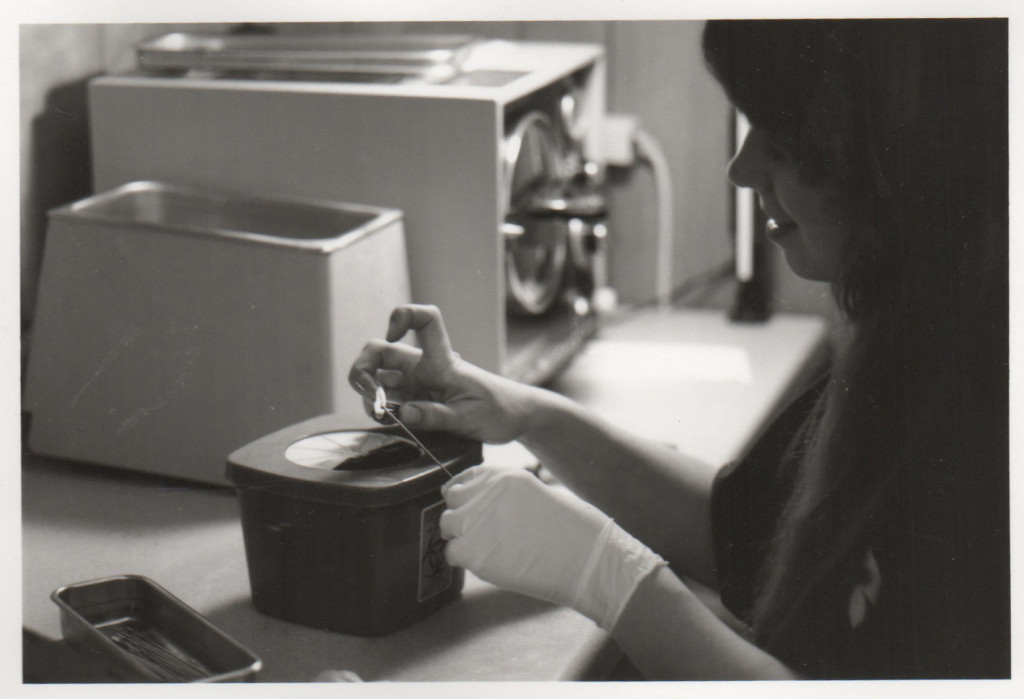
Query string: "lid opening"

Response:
xmin=284 ymin=430 xmax=423 ymax=471
xmin=332 ymin=441 xmax=422 ymax=471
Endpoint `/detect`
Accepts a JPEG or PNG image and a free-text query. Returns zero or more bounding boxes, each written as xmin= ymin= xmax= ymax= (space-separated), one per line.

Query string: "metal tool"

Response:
xmin=382 ymin=404 xmax=455 ymax=480
xmin=354 ymin=375 xmax=454 ymax=480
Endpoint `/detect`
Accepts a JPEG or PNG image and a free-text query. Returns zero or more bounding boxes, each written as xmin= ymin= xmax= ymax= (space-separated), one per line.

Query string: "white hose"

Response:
xmin=734 ymin=113 xmax=754 ymax=282
xmin=634 ymin=128 xmax=675 ymax=310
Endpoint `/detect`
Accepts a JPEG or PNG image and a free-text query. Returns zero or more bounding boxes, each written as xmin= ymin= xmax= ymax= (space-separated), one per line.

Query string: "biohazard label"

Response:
xmin=418 ymin=500 xmax=453 ymax=602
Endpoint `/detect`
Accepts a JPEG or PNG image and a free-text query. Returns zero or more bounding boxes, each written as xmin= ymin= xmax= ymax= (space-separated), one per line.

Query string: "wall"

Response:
xmin=19 ymin=21 xmax=832 ymax=336
xmin=19 ymin=23 xmax=233 ymax=330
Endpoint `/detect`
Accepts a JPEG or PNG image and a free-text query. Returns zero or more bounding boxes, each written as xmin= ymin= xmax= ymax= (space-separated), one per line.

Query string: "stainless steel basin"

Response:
xmin=59 ymin=180 xmax=390 ymax=249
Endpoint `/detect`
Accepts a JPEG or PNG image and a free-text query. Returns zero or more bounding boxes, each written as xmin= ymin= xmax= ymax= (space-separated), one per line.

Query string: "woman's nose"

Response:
xmin=727 ymin=128 xmax=769 ymax=193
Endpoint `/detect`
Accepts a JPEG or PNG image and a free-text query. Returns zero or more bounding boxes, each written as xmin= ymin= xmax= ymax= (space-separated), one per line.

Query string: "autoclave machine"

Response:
xmin=87 ymin=33 xmax=610 ymax=384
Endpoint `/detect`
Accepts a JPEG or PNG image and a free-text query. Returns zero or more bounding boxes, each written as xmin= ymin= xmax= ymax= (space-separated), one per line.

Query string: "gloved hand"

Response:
xmin=348 ymin=304 xmax=538 ymax=445
xmin=440 ymin=465 xmax=667 ymax=631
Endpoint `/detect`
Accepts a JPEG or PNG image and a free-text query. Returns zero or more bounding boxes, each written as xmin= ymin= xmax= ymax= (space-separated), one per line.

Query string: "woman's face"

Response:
xmin=728 ymin=126 xmax=867 ymax=282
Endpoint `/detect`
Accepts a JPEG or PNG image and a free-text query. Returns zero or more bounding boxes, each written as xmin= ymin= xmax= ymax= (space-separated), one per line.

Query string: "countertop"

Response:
xmin=21 ymin=307 xmax=828 ymax=683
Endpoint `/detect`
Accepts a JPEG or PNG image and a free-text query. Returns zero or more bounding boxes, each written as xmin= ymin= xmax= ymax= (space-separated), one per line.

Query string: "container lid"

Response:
xmin=226 ymin=414 xmax=481 ymax=507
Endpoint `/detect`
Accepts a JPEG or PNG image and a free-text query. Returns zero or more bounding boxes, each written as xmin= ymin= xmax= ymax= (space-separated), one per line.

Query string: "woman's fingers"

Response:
xmin=347 ymin=367 xmax=378 ymax=404
xmin=439 ymin=466 xmax=496 ymax=541
xmin=348 ymin=342 xmax=425 ymax=422
xmin=348 ymin=341 xmax=422 ymax=390
xmin=386 ymin=305 xmax=454 ymax=361
xmin=375 ymin=368 xmax=405 ymax=389
xmin=438 ymin=510 xmax=461 ymax=541
xmin=441 ymin=464 xmax=491 ymax=501
xmin=396 ymin=400 xmax=461 ymax=431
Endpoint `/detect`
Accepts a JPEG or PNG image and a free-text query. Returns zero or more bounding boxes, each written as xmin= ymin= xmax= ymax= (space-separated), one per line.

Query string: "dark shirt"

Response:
xmin=710 ymin=374 xmax=1010 ymax=679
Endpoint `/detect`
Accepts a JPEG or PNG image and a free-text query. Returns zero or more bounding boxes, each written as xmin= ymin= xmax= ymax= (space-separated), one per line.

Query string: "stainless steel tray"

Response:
xmin=52 ymin=180 xmax=401 ymax=251
xmin=52 ymin=575 xmax=261 ymax=683
xmin=136 ymin=32 xmax=477 ymax=83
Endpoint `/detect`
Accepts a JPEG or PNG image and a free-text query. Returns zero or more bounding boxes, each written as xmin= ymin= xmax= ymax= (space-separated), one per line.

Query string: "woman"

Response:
xmin=349 ymin=19 xmax=1008 ymax=679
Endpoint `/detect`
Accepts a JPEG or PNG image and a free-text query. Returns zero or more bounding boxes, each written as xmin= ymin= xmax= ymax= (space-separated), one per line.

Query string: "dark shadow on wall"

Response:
xmin=23 ymin=77 xmax=96 ymax=335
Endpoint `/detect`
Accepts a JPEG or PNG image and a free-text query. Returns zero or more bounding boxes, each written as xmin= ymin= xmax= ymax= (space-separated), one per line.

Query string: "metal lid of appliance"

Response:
xmin=136 ymin=33 xmax=478 ymax=84
xmin=226 ymin=414 xmax=482 ymax=507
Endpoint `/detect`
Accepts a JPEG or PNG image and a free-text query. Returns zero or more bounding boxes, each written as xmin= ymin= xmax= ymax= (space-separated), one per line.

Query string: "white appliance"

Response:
xmin=87 ymin=34 xmax=609 ymax=384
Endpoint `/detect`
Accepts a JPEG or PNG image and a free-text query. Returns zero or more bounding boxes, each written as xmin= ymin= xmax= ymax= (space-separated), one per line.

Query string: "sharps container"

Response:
xmin=24 ymin=181 xmax=411 ymax=484
xmin=226 ymin=414 xmax=482 ymax=636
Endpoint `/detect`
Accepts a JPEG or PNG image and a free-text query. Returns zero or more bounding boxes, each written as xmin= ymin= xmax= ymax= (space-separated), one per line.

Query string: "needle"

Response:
xmin=383 ymin=405 xmax=454 ymax=480
xmin=353 ymin=374 xmax=454 ymax=479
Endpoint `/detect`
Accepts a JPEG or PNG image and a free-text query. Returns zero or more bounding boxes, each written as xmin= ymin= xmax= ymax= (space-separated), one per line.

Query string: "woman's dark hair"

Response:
xmin=704 ymin=20 xmax=1008 ymax=677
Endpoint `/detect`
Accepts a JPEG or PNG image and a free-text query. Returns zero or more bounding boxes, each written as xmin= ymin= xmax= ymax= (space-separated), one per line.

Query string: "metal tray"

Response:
xmin=52 ymin=575 xmax=261 ymax=682
xmin=136 ymin=32 xmax=477 ymax=83
xmin=51 ymin=180 xmax=402 ymax=251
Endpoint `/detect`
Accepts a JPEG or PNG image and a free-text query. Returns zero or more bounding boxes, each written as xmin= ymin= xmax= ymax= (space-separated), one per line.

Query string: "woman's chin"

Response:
xmin=777 ymin=248 xmax=833 ymax=283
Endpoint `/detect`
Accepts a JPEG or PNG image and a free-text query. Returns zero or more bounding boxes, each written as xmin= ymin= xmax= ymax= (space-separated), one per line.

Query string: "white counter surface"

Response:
xmin=22 ymin=308 xmax=827 ymax=682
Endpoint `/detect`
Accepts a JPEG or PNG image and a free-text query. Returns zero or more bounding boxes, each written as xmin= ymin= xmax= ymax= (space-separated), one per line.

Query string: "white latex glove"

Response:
xmin=440 ymin=465 xmax=667 ymax=631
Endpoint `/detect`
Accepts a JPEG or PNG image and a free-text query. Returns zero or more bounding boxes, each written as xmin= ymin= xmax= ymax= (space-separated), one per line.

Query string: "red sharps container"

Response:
xmin=226 ymin=414 xmax=481 ymax=636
